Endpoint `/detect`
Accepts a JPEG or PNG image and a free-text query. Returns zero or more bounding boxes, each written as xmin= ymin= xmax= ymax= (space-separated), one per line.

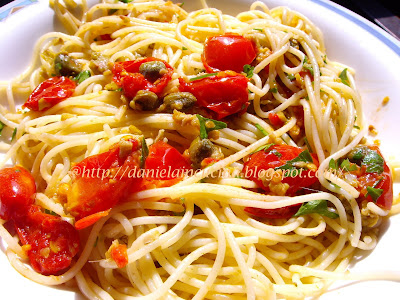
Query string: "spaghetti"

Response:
xmin=0 ymin=0 xmax=396 ymax=299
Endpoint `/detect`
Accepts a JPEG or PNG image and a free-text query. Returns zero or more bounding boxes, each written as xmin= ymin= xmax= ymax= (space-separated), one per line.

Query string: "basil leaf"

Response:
xmin=294 ymin=200 xmax=339 ymax=219
xmin=243 ymin=64 xmax=254 ymax=78
xmin=366 ymin=186 xmax=383 ymax=202
xmin=190 ymin=72 xmax=218 ymax=81
xmin=329 ymin=158 xmax=338 ymax=170
xmin=339 ymin=68 xmax=350 ymax=86
xmin=251 ymin=143 xmax=274 ymax=154
xmin=74 ymin=70 xmax=91 ymax=84
xmin=140 ymin=137 xmax=149 ymax=168
xmin=276 ymin=150 xmax=313 ymax=170
xmin=0 ymin=121 xmax=5 ymax=136
xmin=255 ymin=123 xmax=269 ymax=136
xmin=340 ymin=159 xmax=358 ymax=172
xmin=363 ymin=150 xmax=384 ymax=174
xmin=197 ymin=114 xmax=227 ymax=139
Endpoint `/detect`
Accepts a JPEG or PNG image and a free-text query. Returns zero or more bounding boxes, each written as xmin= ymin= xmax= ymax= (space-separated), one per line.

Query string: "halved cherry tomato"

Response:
xmin=112 ymin=57 xmax=173 ymax=99
xmin=243 ymin=145 xmax=319 ymax=219
xmin=348 ymin=145 xmax=393 ymax=210
xmin=202 ymin=33 xmax=257 ymax=73
xmin=268 ymin=113 xmax=284 ymax=127
xmin=179 ymin=71 xmax=249 ymax=120
xmin=0 ymin=166 xmax=36 ymax=220
xmin=110 ymin=244 xmax=128 ymax=268
xmin=141 ymin=141 xmax=191 ymax=189
xmin=67 ymin=138 xmax=142 ymax=220
xmin=14 ymin=205 xmax=80 ymax=275
xmin=22 ymin=77 xmax=76 ymax=111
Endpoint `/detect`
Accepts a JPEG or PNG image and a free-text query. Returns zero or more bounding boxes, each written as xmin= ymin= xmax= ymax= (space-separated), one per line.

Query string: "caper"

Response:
xmin=55 ymin=53 xmax=81 ymax=77
xmin=139 ymin=61 xmax=166 ymax=81
xmin=189 ymin=137 xmax=215 ymax=169
xmin=130 ymin=90 xmax=160 ymax=111
xmin=163 ymin=92 xmax=197 ymax=112
xmin=347 ymin=145 xmax=367 ymax=162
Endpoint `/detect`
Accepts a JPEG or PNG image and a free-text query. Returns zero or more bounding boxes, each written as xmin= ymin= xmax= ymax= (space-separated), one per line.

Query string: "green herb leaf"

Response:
xmin=363 ymin=150 xmax=384 ymax=174
xmin=287 ymin=73 xmax=295 ymax=80
xmin=255 ymin=123 xmax=269 ymax=136
xmin=74 ymin=70 xmax=91 ymax=84
xmin=11 ymin=128 xmax=17 ymax=141
xmin=109 ymin=9 xmax=118 ymax=14
xmin=179 ymin=2 xmax=184 ymax=7
xmin=270 ymin=149 xmax=282 ymax=158
xmin=182 ymin=46 xmax=188 ymax=50
xmin=303 ymin=56 xmax=314 ymax=76
xmin=276 ymin=150 xmax=313 ymax=170
xmin=294 ymin=200 xmax=339 ymax=219
xmin=243 ymin=64 xmax=254 ymax=78
xmin=304 ymin=137 xmax=313 ymax=153
xmin=253 ymin=28 xmax=263 ymax=32
xmin=44 ymin=209 xmax=58 ymax=216
xmin=0 ymin=121 xmax=5 ymax=136
xmin=251 ymin=143 xmax=274 ymax=154
xmin=54 ymin=62 xmax=62 ymax=73
xmin=353 ymin=125 xmax=360 ymax=129
xmin=270 ymin=87 xmax=278 ymax=93
xmin=119 ymin=0 xmax=133 ymax=3
xmin=140 ymin=137 xmax=149 ymax=168
xmin=197 ymin=114 xmax=227 ymax=139
xmin=340 ymin=159 xmax=358 ymax=172
xmin=339 ymin=68 xmax=350 ymax=86
xmin=323 ymin=55 xmax=327 ymax=64
xmin=190 ymin=72 xmax=218 ymax=81
xmin=366 ymin=186 xmax=383 ymax=202
xmin=329 ymin=158 xmax=338 ymax=170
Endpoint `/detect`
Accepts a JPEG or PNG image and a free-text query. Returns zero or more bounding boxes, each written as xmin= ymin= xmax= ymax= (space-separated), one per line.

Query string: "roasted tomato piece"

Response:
xmin=110 ymin=243 xmax=128 ymax=268
xmin=22 ymin=77 xmax=76 ymax=111
xmin=243 ymin=145 xmax=319 ymax=219
xmin=202 ymin=33 xmax=257 ymax=73
xmin=268 ymin=112 xmax=284 ymax=127
xmin=66 ymin=138 xmax=142 ymax=221
xmin=14 ymin=205 xmax=80 ymax=275
xmin=347 ymin=145 xmax=393 ymax=210
xmin=112 ymin=57 xmax=173 ymax=99
xmin=141 ymin=141 xmax=191 ymax=189
xmin=179 ymin=72 xmax=249 ymax=120
xmin=0 ymin=166 xmax=36 ymax=220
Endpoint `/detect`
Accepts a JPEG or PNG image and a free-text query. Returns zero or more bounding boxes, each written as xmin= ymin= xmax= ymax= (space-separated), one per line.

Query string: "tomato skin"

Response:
xmin=112 ymin=57 xmax=173 ymax=98
xmin=67 ymin=138 xmax=142 ymax=220
xmin=14 ymin=205 xmax=80 ymax=275
xmin=202 ymin=33 xmax=257 ymax=73
xmin=141 ymin=141 xmax=191 ymax=189
xmin=145 ymin=141 xmax=191 ymax=180
xmin=243 ymin=145 xmax=319 ymax=219
xmin=179 ymin=72 xmax=249 ymax=119
xmin=268 ymin=113 xmax=284 ymax=127
xmin=353 ymin=145 xmax=393 ymax=210
xmin=110 ymin=244 xmax=128 ymax=268
xmin=23 ymin=77 xmax=76 ymax=111
xmin=0 ymin=166 xmax=36 ymax=220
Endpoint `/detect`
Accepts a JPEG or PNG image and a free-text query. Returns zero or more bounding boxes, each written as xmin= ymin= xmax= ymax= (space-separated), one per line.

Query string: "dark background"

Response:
xmin=0 ymin=0 xmax=399 ymax=38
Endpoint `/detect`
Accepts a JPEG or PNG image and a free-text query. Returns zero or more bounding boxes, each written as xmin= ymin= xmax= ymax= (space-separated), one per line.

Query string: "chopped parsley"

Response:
xmin=253 ymin=28 xmax=263 ymax=32
xmin=251 ymin=143 xmax=274 ymax=154
xmin=339 ymin=68 xmax=350 ymax=86
xmin=140 ymin=137 xmax=149 ymax=168
xmin=44 ymin=209 xmax=58 ymax=216
xmin=182 ymin=46 xmax=188 ymax=50
xmin=303 ymin=56 xmax=314 ymax=76
xmin=255 ymin=123 xmax=269 ymax=136
xmin=74 ymin=70 xmax=91 ymax=84
xmin=287 ymin=73 xmax=296 ymax=80
xmin=11 ymin=128 xmax=17 ymax=141
xmin=270 ymin=149 xmax=282 ymax=158
xmin=366 ymin=186 xmax=383 ymax=202
xmin=197 ymin=114 xmax=227 ymax=139
xmin=243 ymin=64 xmax=254 ymax=78
xmin=270 ymin=87 xmax=278 ymax=93
xmin=276 ymin=150 xmax=313 ymax=170
xmin=0 ymin=121 xmax=5 ymax=136
xmin=294 ymin=200 xmax=339 ymax=219
xmin=190 ymin=72 xmax=218 ymax=81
